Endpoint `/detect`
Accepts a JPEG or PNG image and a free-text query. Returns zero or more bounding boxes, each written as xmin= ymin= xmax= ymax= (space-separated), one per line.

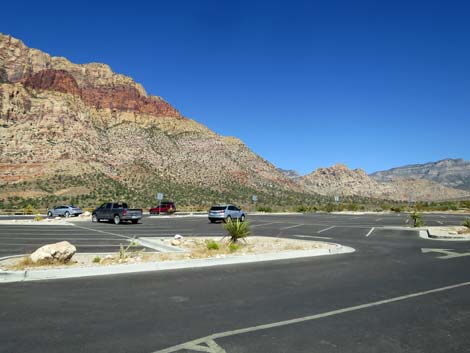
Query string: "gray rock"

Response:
xmin=30 ymin=241 xmax=76 ymax=263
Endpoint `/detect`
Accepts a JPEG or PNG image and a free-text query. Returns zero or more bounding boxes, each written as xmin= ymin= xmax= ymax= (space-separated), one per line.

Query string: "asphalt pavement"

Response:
xmin=1 ymin=212 xmax=470 ymax=353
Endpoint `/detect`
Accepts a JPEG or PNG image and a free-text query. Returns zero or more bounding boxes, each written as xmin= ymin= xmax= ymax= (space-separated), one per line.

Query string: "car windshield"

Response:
xmin=210 ymin=206 xmax=226 ymax=211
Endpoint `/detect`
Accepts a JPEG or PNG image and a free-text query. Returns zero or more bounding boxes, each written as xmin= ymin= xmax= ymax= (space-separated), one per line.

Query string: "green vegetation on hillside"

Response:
xmin=1 ymin=172 xmax=470 ymax=213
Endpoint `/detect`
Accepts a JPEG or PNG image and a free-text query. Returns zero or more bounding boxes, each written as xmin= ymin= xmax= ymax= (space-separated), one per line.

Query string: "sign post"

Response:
xmin=334 ymin=195 xmax=340 ymax=211
xmin=157 ymin=192 xmax=164 ymax=210
xmin=252 ymin=195 xmax=257 ymax=212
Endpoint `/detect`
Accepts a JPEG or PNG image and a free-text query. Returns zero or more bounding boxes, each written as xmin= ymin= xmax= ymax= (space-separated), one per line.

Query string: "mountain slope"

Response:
xmin=299 ymin=163 xmax=470 ymax=201
xmin=370 ymin=159 xmax=470 ymax=191
xmin=0 ymin=33 xmax=305 ymax=207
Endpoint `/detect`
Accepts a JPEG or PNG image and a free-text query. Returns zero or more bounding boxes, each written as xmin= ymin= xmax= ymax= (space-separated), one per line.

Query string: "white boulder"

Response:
xmin=30 ymin=241 xmax=77 ymax=263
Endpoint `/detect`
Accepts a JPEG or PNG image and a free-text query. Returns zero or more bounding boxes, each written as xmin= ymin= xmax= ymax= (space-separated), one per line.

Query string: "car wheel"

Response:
xmin=47 ymin=211 xmax=52 ymax=217
xmin=240 ymin=214 xmax=246 ymax=222
xmin=92 ymin=214 xmax=98 ymax=223
xmin=224 ymin=215 xmax=232 ymax=223
xmin=131 ymin=219 xmax=139 ymax=224
xmin=210 ymin=219 xmax=216 ymax=223
xmin=114 ymin=215 xmax=121 ymax=225
xmin=64 ymin=211 xmax=70 ymax=218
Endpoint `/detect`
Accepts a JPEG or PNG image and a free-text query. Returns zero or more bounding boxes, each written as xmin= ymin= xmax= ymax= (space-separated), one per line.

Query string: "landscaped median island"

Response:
xmin=0 ymin=235 xmax=354 ymax=283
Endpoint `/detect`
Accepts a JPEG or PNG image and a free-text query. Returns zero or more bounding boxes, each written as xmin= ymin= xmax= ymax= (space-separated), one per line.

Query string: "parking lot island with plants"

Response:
xmin=0 ymin=220 xmax=354 ymax=282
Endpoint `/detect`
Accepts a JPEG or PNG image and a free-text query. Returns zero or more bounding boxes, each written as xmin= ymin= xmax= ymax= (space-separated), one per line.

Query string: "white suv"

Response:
xmin=208 ymin=205 xmax=246 ymax=223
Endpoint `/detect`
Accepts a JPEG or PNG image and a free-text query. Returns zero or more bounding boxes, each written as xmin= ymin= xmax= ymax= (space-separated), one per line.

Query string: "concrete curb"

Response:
xmin=0 ymin=244 xmax=355 ymax=283
xmin=420 ymin=229 xmax=470 ymax=241
xmin=380 ymin=227 xmax=470 ymax=241
xmin=137 ymin=237 xmax=186 ymax=252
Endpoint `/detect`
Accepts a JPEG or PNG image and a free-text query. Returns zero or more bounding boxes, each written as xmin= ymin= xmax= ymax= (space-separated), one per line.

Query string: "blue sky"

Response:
xmin=2 ymin=0 xmax=469 ymax=175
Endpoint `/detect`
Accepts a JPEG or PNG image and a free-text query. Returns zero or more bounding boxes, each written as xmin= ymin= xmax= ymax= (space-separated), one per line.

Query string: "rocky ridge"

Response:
xmin=371 ymin=158 xmax=470 ymax=191
xmin=299 ymin=163 xmax=470 ymax=201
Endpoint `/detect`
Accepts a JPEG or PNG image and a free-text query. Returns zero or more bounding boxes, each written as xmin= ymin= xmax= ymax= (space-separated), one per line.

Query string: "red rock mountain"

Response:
xmin=0 ymin=33 xmax=301 ymax=206
xmin=0 ymin=33 xmax=468 ymax=206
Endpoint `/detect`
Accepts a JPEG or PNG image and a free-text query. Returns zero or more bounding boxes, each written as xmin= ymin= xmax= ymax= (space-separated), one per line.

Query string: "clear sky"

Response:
xmin=2 ymin=0 xmax=469 ymax=175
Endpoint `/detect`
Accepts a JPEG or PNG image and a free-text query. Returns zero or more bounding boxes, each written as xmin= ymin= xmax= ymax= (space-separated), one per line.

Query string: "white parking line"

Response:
xmin=72 ymin=224 xmax=133 ymax=240
xmin=437 ymin=221 xmax=444 ymax=225
xmin=365 ymin=227 xmax=375 ymax=237
xmin=440 ymin=215 xmax=447 ymax=219
xmin=375 ymin=218 xmax=382 ymax=222
xmin=317 ymin=226 xmax=335 ymax=234
xmin=280 ymin=224 xmax=304 ymax=230
xmin=293 ymin=235 xmax=332 ymax=240
xmin=251 ymin=222 xmax=277 ymax=228
xmin=154 ymin=281 xmax=470 ymax=353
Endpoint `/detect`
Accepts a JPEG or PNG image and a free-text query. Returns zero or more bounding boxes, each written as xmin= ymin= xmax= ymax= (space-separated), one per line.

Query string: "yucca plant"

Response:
xmin=223 ymin=219 xmax=250 ymax=243
xmin=410 ymin=212 xmax=424 ymax=227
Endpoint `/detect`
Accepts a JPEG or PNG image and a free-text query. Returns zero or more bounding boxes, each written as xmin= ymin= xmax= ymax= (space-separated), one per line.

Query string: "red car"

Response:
xmin=149 ymin=202 xmax=176 ymax=215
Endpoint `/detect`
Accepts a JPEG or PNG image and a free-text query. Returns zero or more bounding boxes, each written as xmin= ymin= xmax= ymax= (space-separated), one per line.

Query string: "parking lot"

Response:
xmin=2 ymin=212 xmax=470 ymax=353
xmin=0 ymin=212 xmax=468 ymax=258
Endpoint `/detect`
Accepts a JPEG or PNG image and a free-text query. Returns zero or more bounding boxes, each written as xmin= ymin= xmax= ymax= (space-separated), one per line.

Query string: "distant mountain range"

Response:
xmin=295 ymin=163 xmax=470 ymax=202
xmin=370 ymin=159 xmax=470 ymax=191
xmin=0 ymin=33 xmax=469 ymax=207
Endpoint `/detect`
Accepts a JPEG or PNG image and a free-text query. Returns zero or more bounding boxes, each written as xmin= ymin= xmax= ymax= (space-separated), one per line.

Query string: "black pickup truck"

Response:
xmin=92 ymin=202 xmax=143 ymax=224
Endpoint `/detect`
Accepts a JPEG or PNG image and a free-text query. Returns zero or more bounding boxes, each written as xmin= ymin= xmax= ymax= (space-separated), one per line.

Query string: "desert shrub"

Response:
xmin=224 ymin=220 xmax=250 ymax=243
xmin=410 ymin=212 xmax=425 ymax=227
xmin=257 ymin=206 xmax=273 ymax=213
xmin=93 ymin=256 xmax=101 ymax=263
xmin=390 ymin=207 xmax=402 ymax=213
xmin=33 ymin=215 xmax=44 ymax=222
xmin=229 ymin=243 xmax=240 ymax=252
xmin=206 ymin=240 xmax=219 ymax=250
xmin=23 ymin=204 xmax=35 ymax=215
xmin=325 ymin=203 xmax=335 ymax=213
xmin=463 ymin=219 xmax=470 ymax=229
xmin=118 ymin=238 xmax=139 ymax=259
xmin=346 ymin=203 xmax=358 ymax=211
xmin=296 ymin=205 xmax=307 ymax=213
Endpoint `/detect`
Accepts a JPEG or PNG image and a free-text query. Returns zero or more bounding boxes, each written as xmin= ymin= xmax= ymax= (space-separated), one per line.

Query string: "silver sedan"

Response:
xmin=47 ymin=205 xmax=83 ymax=218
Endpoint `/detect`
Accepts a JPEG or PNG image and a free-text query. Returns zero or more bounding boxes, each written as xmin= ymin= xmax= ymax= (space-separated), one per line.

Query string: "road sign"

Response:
xmin=252 ymin=195 xmax=258 ymax=202
xmin=334 ymin=195 xmax=339 ymax=203
xmin=156 ymin=193 xmax=164 ymax=200
xmin=421 ymin=248 xmax=470 ymax=259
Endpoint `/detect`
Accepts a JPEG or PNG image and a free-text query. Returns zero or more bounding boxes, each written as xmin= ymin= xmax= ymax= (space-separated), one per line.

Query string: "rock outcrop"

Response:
xmin=0 ymin=34 xmax=181 ymax=118
xmin=22 ymin=68 xmax=180 ymax=116
xmin=299 ymin=163 xmax=470 ymax=201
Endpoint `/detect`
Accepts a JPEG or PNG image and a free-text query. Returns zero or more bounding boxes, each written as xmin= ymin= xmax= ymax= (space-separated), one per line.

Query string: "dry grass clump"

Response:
xmin=8 ymin=256 xmax=75 ymax=271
